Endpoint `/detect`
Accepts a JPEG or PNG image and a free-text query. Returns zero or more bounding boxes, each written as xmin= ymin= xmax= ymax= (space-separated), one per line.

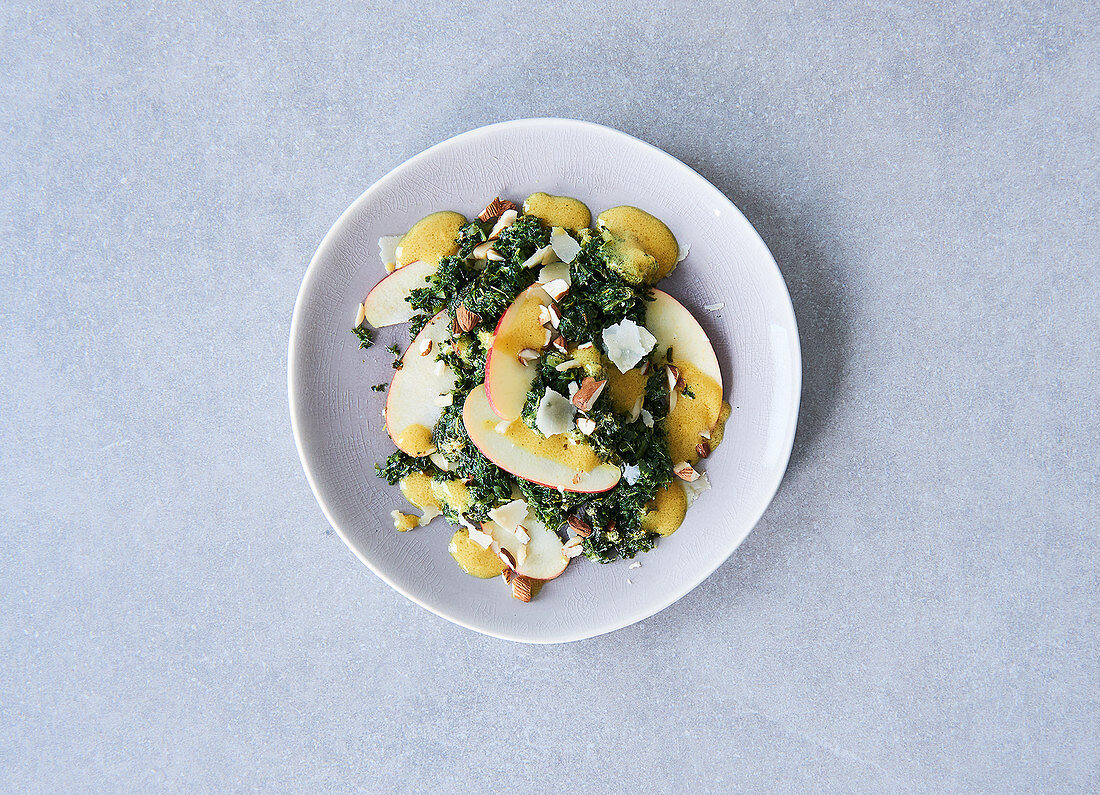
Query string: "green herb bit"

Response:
xmin=351 ymin=326 xmax=374 ymax=349
xmin=371 ymin=383 xmax=387 ymax=392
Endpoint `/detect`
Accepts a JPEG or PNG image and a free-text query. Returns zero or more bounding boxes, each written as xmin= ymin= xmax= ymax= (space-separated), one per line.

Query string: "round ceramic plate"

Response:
xmin=289 ymin=119 xmax=800 ymax=643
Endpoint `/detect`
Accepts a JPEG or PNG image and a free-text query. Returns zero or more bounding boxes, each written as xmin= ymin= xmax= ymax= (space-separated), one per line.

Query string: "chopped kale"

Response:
xmin=371 ymin=383 xmax=387 ymax=392
xmin=351 ymin=326 xmax=374 ymax=349
xmin=375 ymin=450 xmax=434 ymax=484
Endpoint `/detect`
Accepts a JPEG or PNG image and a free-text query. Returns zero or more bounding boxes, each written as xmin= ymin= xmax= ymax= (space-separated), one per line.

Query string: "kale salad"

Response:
xmin=351 ymin=193 xmax=730 ymax=602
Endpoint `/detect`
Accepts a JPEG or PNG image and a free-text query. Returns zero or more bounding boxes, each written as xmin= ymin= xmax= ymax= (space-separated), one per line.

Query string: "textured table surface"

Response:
xmin=3 ymin=2 xmax=1097 ymax=791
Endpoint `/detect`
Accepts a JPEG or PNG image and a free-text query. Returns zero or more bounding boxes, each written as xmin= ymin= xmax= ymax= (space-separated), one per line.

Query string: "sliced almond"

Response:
xmin=543 ymin=328 xmax=552 ymax=348
xmin=551 ymin=335 xmax=569 ymax=353
xmin=568 ymin=515 xmax=593 ymax=537
xmin=517 ymin=348 xmax=540 ymax=365
xmin=501 ymin=568 xmax=516 ymax=585
xmin=542 ymin=278 xmax=570 ymax=301
xmin=700 ymin=429 xmax=712 ymax=440
xmin=477 ymin=197 xmax=517 ymax=223
xmin=485 ymin=248 xmax=505 ymax=262
xmin=629 ymin=395 xmax=644 ymax=422
xmin=666 ymin=364 xmax=681 ymax=393
xmin=673 ymin=461 xmax=701 ymax=482
xmin=488 ymin=208 xmax=518 ymax=240
xmin=354 ymin=302 xmax=366 ymax=327
xmin=472 ymin=240 xmax=495 ymax=259
xmin=514 ymin=525 xmax=531 ymax=544
xmin=571 ymin=473 xmax=582 ymax=485
xmin=546 ymin=303 xmax=561 ymax=328
xmin=571 ymin=377 xmax=607 ymax=412
xmin=455 ymin=304 xmax=481 ymax=333
xmin=418 ymin=338 xmax=433 ymax=356
xmin=669 ymin=389 xmax=678 ymax=413
xmin=497 ymin=547 xmax=517 ymax=570
xmin=511 ymin=575 xmax=533 ymax=602
xmin=696 ymin=441 xmax=711 ymax=458
xmin=555 ymin=359 xmax=582 ymax=372
xmin=563 ymin=536 xmax=584 ymax=558
xmin=576 ymin=416 xmax=596 ymax=435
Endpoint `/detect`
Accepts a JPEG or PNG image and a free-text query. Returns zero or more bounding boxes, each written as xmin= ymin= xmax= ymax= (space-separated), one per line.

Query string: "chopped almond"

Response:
xmin=488 ymin=208 xmax=518 ymax=240
xmin=571 ymin=377 xmax=607 ymax=412
xmin=517 ymin=348 xmax=540 ymax=365
xmin=567 ymin=515 xmax=593 ymax=537
xmin=478 ymin=197 xmax=518 ymax=222
xmin=673 ymin=461 xmax=701 ymax=482
xmin=697 ymin=441 xmax=711 ymax=458
xmin=511 ymin=575 xmax=533 ymax=602
xmin=455 ymin=304 xmax=481 ymax=333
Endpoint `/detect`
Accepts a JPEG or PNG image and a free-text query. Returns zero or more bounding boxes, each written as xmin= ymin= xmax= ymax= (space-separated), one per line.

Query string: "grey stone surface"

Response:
xmin=2 ymin=0 xmax=1097 ymax=791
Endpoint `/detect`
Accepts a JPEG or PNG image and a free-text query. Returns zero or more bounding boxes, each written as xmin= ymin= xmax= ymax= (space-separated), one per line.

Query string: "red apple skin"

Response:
xmin=463 ymin=386 xmax=620 ymax=494
xmin=361 ymin=259 xmax=436 ymax=328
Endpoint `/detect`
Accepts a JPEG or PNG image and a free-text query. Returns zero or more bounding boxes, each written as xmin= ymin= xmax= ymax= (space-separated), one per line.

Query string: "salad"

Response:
xmin=351 ymin=193 xmax=730 ymax=601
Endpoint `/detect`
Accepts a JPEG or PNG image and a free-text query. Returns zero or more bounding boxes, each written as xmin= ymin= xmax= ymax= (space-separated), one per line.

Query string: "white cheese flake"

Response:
xmin=602 ymin=319 xmax=657 ymax=372
xmin=622 ymin=463 xmax=641 ymax=485
xmin=629 ymin=562 xmax=641 ymax=569
xmin=488 ymin=499 xmax=529 ymax=532
xmin=378 ymin=235 xmax=402 ymax=268
xmin=681 ymin=471 xmax=711 ymax=505
xmin=514 ymin=524 xmax=531 ymax=544
xmin=433 ymin=393 xmax=453 ymax=407
xmin=640 ymin=409 xmax=654 ymax=428
xmin=535 ymin=388 xmax=576 ymax=436
xmin=549 ymin=227 xmax=582 ymax=263
xmin=521 ymin=244 xmax=555 ymax=269
xmin=676 ymin=243 xmax=691 ymax=263
xmin=703 ymin=302 xmax=725 ymax=312
xmin=467 ymin=526 xmax=494 ymax=549
xmin=537 ymin=262 xmax=571 ymax=286
xmin=542 ymin=278 xmax=570 ymax=301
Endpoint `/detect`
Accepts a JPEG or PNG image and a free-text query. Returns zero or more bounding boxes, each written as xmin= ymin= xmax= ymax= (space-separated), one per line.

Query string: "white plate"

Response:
xmin=289 ymin=119 xmax=800 ymax=643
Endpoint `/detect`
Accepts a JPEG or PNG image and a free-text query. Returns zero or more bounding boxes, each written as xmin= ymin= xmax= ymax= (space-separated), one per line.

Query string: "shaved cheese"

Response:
xmin=488 ymin=499 xmax=529 ymax=532
xmin=549 ymin=227 xmax=581 ymax=263
xmin=535 ymin=388 xmax=576 ymax=436
xmin=429 ymin=452 xmax=451 ymax=471
xmin=676 ymin=243 xmax=691 ymax=263
xmin=681 ymin=471 xmax=711 ymax=505
xmin=640 ymin=409 xmax=654 ymax=428
xmin=542 ymin=278 xmax=570 ymax=301
xmin=704 ymin=302 xmax=725 ymax=312
xmin=378 ymin=235 xmax=402 ymax=268
xmin=521 ymin=244 xmax=555 ymax=269
xmin=622 ymin=463 xmax=641 ymax=485
xmin=537 ymin=261 xmax=571 ymax=285
xmin=467 ymin=526 xmax=493 ymax=549
xmin=602 ymin=319 xmax=657 ymax=372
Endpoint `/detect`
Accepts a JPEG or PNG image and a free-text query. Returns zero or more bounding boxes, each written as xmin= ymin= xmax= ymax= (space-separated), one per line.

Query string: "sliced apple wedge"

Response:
xmin=646 ymin=290 xmax=725 ymax=463
xmin=385 ymin=311 xmax=456 ymax=456
xmin=484 ymin=284 xmax=554 ymax=421
xmin=484 ymin=514 xmax=569 ymax=580
xmin=646 ymin=290 xmax=723 ymax=387
xmin=463 ymin=385 xmax=621 ymax=493
xmin=361 ymin=259 xmax=436 ymax=327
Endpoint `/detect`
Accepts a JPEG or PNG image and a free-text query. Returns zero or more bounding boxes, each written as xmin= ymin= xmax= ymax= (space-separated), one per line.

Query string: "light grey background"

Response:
xmin=2 ymin=1 xmax=1096 ymax=791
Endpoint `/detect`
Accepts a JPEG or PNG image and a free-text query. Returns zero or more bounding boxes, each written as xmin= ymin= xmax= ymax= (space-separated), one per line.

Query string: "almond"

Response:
xmin=666 ymin=364 xmax=681 ymax=393
xmin=354 ymin=302 xmax=366 ymax=327
xmin=497 ymin=547 xmax=517 ymax=570
xmin=572 ymin=473 xmax=582 ymax=485
xmin=576 ymin=417 xmax=596 ymax=435
xmin=696 ymin=441 xmax=711 ymax=458
xmin=546 ymin=303 xmax=561 ymax=328
xmin=571 ymin=377 xmax=607 ymax=412
xmin=455 ymin=304 xmax=481 ymax=333
xmin=517 ymin=348 xmax=540 ymax=365
xmin=488 ymin=208 xmax=518 ymax=240
xmin=511 ymin=575 xmax=533 ymax=602
xmin=478 ymin=197 xmax=518 ymax=223
xmin=567 ymin=515 xmax=593 ymax=537
xmin=486 ymin=248 xmax=505 ymax=262
xmin=551 ymin=335 xmax=569 ymax=353
xmin=418 ymin=338 xmax=433 ymax=356
xmin=501 ymin=569 xmax=516 ymax=585
xmin=472 ymin=240 xmax=495 ymax=259
xmin=673 ymin=461 xmax=701 ymax=482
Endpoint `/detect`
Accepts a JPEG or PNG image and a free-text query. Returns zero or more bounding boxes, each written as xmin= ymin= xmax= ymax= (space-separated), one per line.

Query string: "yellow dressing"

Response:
xmin=666 ymin=361 xmax=723 ymax=464
xmin=496 ymin=289 xmax=551 ymax=357
xmin=709 ymin=401 xmax=732 ymax=451
xmin=395 ymin=211 xmax=465 ymax=268
xmin=597 ymin=206 xmax=679 ymax=281
xmin=399 ymin=471 xmax=440 ymax=513
xmin=391 ymin=511 xmax=419 ymax=532
xmin=448 ymin=529 xmax=505 ymax=578
xmin=523 ymin=192 xmax=591 ymax=230
xmin=431 ymin=478 xmax=473 ymax=515
xmin=641 ymin=481 xmax=688 ymax=536
xmin=395 ymin=423 xmax=434 ymax=457
xmin=570 ymin=345 xmax=604 ymax=378
xmin=494 ymin=420 xmax=600 ymax=472
xmin=605 ymin=361 xmax=648 ymax=414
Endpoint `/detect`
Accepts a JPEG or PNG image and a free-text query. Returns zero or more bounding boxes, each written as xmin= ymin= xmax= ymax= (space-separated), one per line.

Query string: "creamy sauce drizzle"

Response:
xmin=395 ymin=211 xmax=466 ymax=269
xmin=642 ymin=481 xmax=687 ymax=536
xmin=597 ymin=206 xmax=679 ymax=280
xmin=395 ymin=422 xmax=434 ymax=457
xmin=448 ymin=529 xmax=504 ymax=578
xmin=491 ymin=419 xmax=600 ymax=472
xmin=523 ymin=192 xmax=591 ymax=230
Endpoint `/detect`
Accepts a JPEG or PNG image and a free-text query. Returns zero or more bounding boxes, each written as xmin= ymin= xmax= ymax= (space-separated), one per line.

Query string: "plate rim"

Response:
xmin=288 ymin=117 xmax=802 ymax=643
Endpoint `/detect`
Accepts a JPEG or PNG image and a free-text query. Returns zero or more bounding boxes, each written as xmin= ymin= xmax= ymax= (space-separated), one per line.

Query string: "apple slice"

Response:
xmin=484 ymin=284 xmax=554 ymax=420
xmin=463 ymin=385 xmax=620 ymax=493
xmin=361 ymin=259 xmax=436 ymax=327
xmin=385 ymin=311 xmax=456 ymax=456
xmin=484 ymin=514 xmax=569 ymax=580
xmin=645 ymin=289 xmax=722 ymax=387
xmin=645 ymin=290 xmax=725 ymax=462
